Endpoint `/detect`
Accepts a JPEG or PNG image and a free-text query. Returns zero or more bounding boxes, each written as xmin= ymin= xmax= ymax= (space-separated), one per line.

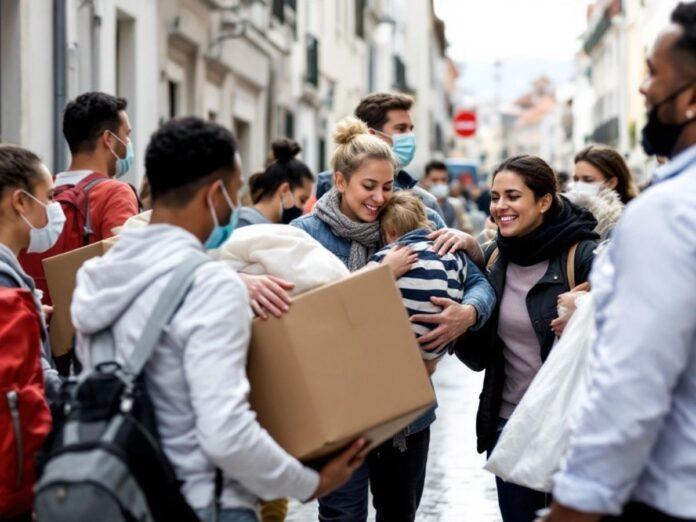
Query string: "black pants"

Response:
xmin=318 ymin=427 xmax=430 ymax=522
xmin=368 ymin=427 xmax=430 ymax=522
xmin=603 ymin=503 xmax=695 ymax=521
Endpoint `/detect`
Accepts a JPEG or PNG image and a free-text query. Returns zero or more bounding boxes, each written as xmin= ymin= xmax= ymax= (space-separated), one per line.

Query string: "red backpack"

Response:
xmin=18 ymin=172 xmax=108 ymax=306
xmin=0 ymin=288 xmax=52 ymax=517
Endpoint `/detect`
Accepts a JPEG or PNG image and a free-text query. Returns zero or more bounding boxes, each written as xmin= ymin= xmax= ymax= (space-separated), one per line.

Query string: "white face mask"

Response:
xmin=571 ymin=181 xmax=602 ymax=197
xmin=429 ymin=182 xmax=450 ymax=200
xmin=19 ymin=191 xmax=66 ymax=253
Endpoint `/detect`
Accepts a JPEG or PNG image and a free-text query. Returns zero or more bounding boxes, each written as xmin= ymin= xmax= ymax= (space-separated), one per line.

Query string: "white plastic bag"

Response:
xmin=484 ymin=293 xmax=597 ymax=492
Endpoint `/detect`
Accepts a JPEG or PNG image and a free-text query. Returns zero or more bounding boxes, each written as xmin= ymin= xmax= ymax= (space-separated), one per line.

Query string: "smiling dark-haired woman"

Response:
xmin=454 ymin=155 xmax=600 ymax=522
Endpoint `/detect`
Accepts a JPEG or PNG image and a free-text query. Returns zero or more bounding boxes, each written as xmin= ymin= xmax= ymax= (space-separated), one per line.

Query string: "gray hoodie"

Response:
xmin=71 ymin=224 xmax=318 ymax=511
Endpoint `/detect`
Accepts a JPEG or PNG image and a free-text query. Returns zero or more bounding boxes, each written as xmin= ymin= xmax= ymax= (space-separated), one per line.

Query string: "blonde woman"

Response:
xmin=292 ymin=117 xmax=494 ymax=522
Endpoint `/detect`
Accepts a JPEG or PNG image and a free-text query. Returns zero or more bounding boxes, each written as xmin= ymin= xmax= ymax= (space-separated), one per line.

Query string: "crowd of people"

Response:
xmin=0 ymin=2 xmax=695 ymax=522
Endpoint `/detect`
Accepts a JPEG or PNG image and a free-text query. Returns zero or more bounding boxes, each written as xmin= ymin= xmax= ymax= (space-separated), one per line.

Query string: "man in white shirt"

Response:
xmin=72 ymin=117 xmax=368 ymax=521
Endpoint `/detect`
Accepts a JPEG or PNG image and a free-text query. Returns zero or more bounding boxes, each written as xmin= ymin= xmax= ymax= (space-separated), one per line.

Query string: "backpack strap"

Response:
xmin=486 ymin=247 xmax=500 ymax=270
xmin=85 ymin=253 xmax=210 ymax=382
xmin=487 ymin=243 xmax=578 ymax=288
xmin=566 ymin=243 xmax=579 ymax=290
xmin=78 ymin=174 xmax=110 ymax=245
xmin=123 ymin=253 xmax=210 ymax=380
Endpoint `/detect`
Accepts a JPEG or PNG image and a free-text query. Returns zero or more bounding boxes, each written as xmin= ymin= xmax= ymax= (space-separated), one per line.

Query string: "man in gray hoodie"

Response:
xmin=71 ymin=117 xmax=368 ymax=521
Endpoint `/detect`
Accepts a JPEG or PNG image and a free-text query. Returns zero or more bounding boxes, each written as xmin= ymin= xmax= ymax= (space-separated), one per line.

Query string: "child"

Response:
xmin=371 ymin=191 xmax=468 ymax=362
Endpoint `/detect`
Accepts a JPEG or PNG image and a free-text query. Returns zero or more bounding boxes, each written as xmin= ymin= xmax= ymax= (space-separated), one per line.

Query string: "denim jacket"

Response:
xmin=292 ymin=213 xmax=496 ymax=435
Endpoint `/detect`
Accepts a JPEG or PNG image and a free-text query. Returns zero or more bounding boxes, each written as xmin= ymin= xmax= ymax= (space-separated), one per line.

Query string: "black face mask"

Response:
xmin=281 ymin=205 xmax=303 ymax=224
xmin=641 ymin=81 xmax=696 ymax=157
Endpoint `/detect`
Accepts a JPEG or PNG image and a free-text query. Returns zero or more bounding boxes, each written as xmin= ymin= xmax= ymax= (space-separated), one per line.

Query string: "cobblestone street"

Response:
xmin=288 ymin=356 xmax=501 ymax=521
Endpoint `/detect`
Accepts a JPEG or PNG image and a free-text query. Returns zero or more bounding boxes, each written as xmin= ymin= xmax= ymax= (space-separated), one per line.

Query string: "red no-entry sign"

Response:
xmin=454 ymin=110 xmax=477 ymax=138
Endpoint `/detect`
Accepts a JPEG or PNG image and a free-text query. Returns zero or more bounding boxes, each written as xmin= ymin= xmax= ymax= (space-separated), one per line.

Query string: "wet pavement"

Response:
xmin=287 ymin=356 xmax=502 ymax=521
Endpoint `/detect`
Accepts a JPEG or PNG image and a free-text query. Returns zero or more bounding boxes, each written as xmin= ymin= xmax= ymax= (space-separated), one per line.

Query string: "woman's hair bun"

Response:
xmin=333 ymin=116 xmax=369 ymax=146
xmin=272 ymin=138 xmax=301 ymax=163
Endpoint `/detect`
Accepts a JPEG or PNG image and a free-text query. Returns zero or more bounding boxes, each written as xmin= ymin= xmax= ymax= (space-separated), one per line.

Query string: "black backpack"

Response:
xmin=34 ymin=254 xmax=210 ymax=521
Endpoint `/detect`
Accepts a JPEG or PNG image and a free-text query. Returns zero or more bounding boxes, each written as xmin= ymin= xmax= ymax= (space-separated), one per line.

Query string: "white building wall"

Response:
xmin=0 ymin=0 xmax=54 ymax=167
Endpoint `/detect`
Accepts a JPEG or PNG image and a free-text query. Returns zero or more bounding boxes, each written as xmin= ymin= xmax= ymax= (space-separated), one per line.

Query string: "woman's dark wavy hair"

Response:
xmin=493 ymin=155 xmax=561 ymax=216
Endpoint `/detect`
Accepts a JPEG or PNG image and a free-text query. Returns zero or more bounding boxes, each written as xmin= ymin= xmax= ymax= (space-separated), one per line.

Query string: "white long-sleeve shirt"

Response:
xmin=553 ymin=145 xmax=696 ymax=518
xmin=72 ymin=224 xmax=318 ymax=511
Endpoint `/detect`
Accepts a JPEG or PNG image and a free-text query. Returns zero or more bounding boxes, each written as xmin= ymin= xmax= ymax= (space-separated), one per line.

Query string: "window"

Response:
xmin=168 ymin=80 xmax=179 ymax=119
xmin=434 ymin=123 xmax=443 ymax=152
xmin=393 ymin=55 xmax=408 ymax=91
xmin=272 ymin=0 xmax=285 ymax=23
xmin=306 ymin=34 xmax=319 ymax=87
xmin=318 ymin=137 xmax=326 ymax=171
xmin=285 ymin=110 xmax=295 ymax=138
xmin=368 ymin=45 xmax=376 ymax=92
xmin=116 ymin=12 xmax=136 ymax=111
xmin=355 ymin=0 xmax=366 ymax=39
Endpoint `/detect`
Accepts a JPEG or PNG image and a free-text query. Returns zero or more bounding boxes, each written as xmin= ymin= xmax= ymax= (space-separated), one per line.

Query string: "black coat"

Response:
xmin=454 ymin=239 xmax=597 ymax=453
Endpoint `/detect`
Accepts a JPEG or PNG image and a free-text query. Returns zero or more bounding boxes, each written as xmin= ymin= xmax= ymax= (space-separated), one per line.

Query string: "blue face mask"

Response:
xmin=108 ymin=131 xmax=135 ymax=178
xmin=204 ymin=180 xmax=238 ymax=250
xmin=391 ymin=132 xmax=416 ymax=168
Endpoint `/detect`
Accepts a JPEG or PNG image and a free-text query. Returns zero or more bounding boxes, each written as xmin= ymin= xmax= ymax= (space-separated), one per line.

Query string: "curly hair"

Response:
xmin=63 ymin=92 xmax=128 ymax=154
xmin=145 ymin=117 xmax=237 ymax=206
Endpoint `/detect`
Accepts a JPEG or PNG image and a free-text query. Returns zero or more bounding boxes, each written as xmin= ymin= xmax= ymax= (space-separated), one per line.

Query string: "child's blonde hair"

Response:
xmin=380 ymin=191 xmax=432 ymax=240
xmin=330 ymin=116 xmax=397 ymax=181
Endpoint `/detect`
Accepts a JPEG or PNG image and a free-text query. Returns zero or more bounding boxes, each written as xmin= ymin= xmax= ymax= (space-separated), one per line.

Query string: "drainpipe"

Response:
xmin=53 ymin=0 xmax=68 ymax=172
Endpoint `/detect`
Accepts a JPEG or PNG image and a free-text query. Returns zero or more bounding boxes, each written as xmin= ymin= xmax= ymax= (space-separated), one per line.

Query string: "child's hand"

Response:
xmin=382 ymin=245 xmax=418 ymax=279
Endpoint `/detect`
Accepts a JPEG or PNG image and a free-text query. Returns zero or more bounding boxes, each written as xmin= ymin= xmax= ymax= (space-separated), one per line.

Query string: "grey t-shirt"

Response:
xmin=236 ymin=207 xmax=271 ymax=228
xmin=498 ymin=260 xmax=549 ymax=419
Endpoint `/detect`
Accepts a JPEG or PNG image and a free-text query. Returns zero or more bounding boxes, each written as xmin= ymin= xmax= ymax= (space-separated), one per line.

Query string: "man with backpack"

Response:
xmin=19 ymin=91 xmax=139 ymax=307
xmin=35 ymin=117 xmax=367 ymax=522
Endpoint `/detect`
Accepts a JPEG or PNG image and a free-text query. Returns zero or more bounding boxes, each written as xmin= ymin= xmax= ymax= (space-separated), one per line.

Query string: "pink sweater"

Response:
xmin=498 ymin=260 xmax=549 ymax=419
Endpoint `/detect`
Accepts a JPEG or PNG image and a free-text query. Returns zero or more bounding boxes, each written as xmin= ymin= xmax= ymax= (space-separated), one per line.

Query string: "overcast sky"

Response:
xmin=434 ymin=0 xmax=593 ymax=104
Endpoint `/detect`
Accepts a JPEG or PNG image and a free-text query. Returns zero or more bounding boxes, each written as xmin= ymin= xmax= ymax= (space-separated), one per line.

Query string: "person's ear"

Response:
xmin=335 ymin=171 xmax=348 ymax=193
xmin=540 ymin=193 xmax=553 ymax=214
xmin=279 ymin=181 xmax=291 ymax=196
xmin=605 ymin=176 xmax=619 ymax=190
xmin=10 ymin=188 xmax=30 ymax=216
xmin=685 ymin=86 xmax=696 ymax=121
xmin=101 ymin=130 xmax=114 ymax=151
xmin=205 ymin=179 xmax=221 ymax=208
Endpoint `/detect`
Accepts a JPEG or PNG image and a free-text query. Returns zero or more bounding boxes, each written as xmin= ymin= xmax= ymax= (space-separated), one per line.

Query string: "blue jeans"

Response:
xmin=318 ymin=427 xmax=430 ymax=522
xmin=196 ymin=507 xmax=258 ymax=522
xmin=488 ymin=418 xmax=550 ymax=522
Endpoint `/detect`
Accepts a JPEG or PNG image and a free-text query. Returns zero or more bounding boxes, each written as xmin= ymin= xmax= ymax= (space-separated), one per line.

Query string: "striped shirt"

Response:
xmin=371 ymin=228 xmax=467 ymax=359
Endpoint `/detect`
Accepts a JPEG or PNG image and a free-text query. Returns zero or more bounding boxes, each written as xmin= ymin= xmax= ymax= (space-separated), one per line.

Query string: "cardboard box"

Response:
xmin=42 ymin=237 xmax=118 ymax=356
xmin=248 ymin=264 xmax=436 ymax=461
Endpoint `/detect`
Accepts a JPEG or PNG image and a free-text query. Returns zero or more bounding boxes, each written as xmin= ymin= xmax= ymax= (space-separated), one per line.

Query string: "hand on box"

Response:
xmin=411 ymin=299 xmax=478 ymax=353
xmin=382 ymin=244 xmax=418 ymax=279
xmin=428 ymin=228 xmax=484 ymax=268
xmin=311 ymin=438 xmax=370 ymax=500
xmin=238 ymin=274 xmax=294 ymax=320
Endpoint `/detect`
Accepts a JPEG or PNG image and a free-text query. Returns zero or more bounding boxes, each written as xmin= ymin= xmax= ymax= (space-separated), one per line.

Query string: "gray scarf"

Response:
xmin=314 ymin=188 xmax=381 ymax=271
